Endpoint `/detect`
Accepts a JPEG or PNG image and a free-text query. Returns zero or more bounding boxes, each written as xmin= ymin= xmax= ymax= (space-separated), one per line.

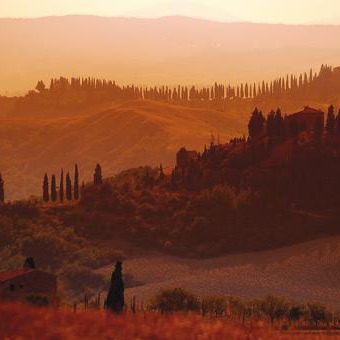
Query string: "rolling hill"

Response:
xmin=0 ymin=99 xmax=246 ymax=200
xmin=102 ymin=236 xmax=340 ymax=310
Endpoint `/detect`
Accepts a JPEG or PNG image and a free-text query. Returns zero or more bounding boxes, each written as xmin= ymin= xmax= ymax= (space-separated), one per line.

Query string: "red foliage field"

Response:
xmin=0 ymin=303 xmax=338 ymax=339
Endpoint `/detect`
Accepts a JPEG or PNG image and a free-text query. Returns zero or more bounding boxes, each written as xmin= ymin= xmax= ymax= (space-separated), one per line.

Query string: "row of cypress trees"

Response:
xmin=43 ymin=164 xmax=79 ymax=202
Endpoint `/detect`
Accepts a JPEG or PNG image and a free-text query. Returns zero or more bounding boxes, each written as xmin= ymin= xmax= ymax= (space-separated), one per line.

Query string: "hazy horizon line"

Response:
xmin=0 ymin=14 xmax=339 ymax=27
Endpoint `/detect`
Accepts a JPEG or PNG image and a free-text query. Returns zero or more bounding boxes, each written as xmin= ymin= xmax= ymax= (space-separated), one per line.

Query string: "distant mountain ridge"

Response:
xmin=2 ymin=15 xmax=340 ymax=94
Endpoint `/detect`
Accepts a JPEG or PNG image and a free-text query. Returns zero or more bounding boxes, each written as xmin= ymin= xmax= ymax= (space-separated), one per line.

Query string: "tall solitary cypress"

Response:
xmin=74 ymin=164 xmax=79 ymax=200
xmin=43 ymin=174 xmax=49 ymax=202
xmin=106 ymin=261 xmax=124 ymax=313
xmin=66 ymin=173 xmax=72 ymax=201
xmin=60 ymin=169 xmax=64 ymax=202
xmin=51 ymin=174 xmax=57 ymax=202
xmin=0 ymin=173 xmax=4 ymax=203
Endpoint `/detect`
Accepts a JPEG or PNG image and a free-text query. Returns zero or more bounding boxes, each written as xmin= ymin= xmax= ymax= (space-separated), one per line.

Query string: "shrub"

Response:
xmin=149 ymin=288 xmax=200 ymax=313
xmin=201 ymin=296 xmax=227 ymax=317
xmin=307 ymin=303 xmax=328 ymax=326
xmin=257 ymin=295 xmax=289 ymax=325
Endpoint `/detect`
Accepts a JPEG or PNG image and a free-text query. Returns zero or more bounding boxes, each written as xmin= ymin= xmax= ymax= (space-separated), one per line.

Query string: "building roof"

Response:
xmin=0 ymin=268 xmax=36 ymax=283
xmin=292 ymin=106 xmax=324 ymax=116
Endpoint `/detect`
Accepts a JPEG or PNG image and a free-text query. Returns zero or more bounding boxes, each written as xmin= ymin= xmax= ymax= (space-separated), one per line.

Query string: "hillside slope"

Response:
xmin=103 ymin=236 xmax=340 ymax=310
xmin=0 ymin=100 xmax=245 ymax=200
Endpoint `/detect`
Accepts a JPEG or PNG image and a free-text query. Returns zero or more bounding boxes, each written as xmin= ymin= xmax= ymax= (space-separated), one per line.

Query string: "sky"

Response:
xmin=0 ymin=0 xmax=339 ymax=24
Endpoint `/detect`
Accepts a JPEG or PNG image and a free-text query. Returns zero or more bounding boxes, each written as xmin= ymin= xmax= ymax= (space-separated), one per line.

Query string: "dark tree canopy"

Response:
xmin=248 ymin=108 xmax=265 ymax=140
xmin=43 ymin=173 xmax=49 ymax=202
xmin=313 ymin=117 xmax=324 ymax=140
xmin=24 ymin=257 xmax=36 ymax=269
xmin=106 ymin=261 xmax=124 ymax=314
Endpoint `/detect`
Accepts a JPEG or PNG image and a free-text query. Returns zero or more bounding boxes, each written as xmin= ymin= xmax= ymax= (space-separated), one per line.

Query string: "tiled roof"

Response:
xmin=0 ymin=268 xmax=35 ymax=283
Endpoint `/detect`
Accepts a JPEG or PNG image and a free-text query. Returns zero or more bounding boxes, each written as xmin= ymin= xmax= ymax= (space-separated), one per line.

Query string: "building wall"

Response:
xmin=286 ymin=111 xmax=324 ymax=133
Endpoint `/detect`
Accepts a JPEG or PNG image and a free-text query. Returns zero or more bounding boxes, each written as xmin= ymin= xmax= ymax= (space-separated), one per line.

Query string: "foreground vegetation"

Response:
xmin=1 ymin=303 xmax=339 ymax=340
xmin=150 ymin=288 xmax=339 ymax=328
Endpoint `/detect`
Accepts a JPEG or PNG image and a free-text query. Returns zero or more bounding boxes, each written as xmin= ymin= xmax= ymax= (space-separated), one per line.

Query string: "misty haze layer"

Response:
xmin=1 ymin=16 xmax=340 ymax=94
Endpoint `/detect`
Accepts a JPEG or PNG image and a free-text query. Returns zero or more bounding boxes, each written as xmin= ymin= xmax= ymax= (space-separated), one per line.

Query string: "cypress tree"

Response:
xmin=66 ymin=173 xmax=72 ymax=201
xmin=0 ymin=173 xmax=4 ymax=203
xmin=266 ymin=110 xmax=276 ymax=139
xmin=74 ymin=164 xmax=79 ymax=200
xmin=60 ymin=169 xmax=64 ymax=202
xmin=94 ymin=164 xmax=103 ymax=185
xmin=51 ymin=174 xmax=57 ymax=202
xmin=106 ymin=261 xmax=124 ymax=314
xmin=159 ymin=163 xmax=165 ymax=180
xmin=43 ymin=173 xmax=49 ymax=202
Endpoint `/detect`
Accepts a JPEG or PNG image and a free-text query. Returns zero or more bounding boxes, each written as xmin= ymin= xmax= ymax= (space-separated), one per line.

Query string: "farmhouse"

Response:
xmin=285 ymin=106 xmax=324 ymax=133
xmin=0 ymin=258 xmax=57 ymax=307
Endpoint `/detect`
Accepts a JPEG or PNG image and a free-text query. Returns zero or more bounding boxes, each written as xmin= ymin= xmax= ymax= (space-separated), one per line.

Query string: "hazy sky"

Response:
xmin=0 ymin=0 xmax=339 ymax=24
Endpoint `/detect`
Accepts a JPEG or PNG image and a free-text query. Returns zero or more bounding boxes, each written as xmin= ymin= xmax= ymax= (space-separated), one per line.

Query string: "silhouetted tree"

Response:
xmin=94 ymin=164 xmax=103 ymax=185
xmin=66 ymin=173 xmax=72 ymax=200
xmin=313 ymin=117 xmax=324 ymax=141
xmin=35 ymin=80 xmax=46 ymax=93
xmin=266 ymin=110 xmax=276 ymax=139
xmin=43 ymin=174 xmax=49 ymax=202
xmin=248 ymin=108 xmax=265 ymax=140
xmin=51 ymin=174 xmax=57 ymax=202
xmin=326 ymin=105 xmax=335 ymax=135
xmin=106 ymin=261 xmax=124 ymax=313
xmin=60 ymin=169 xmax=64 ymax=202
xmin=274 ymin=108 xmax=285 ymax=138
xmin=74 ymin=164 xmax=79 ymax=200
xmin=0 ymin=173 xmax=4 ymax=203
